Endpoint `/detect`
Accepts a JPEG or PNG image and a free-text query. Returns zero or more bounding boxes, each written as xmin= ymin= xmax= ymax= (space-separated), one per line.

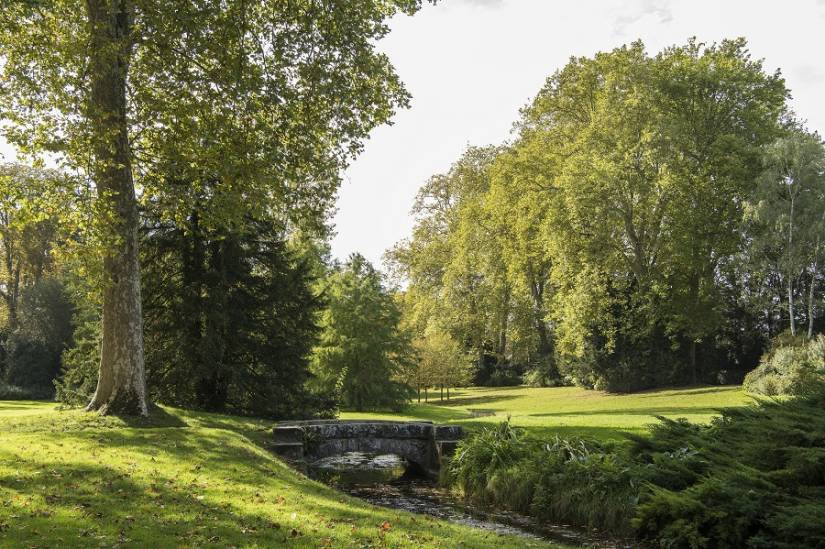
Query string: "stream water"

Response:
xmin=307 ymin=452 xmax=633 ymax=548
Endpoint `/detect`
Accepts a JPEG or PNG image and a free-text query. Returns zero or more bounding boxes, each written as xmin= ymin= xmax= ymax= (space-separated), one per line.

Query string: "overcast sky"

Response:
xmin=1 ymin=0 xmax=823 ymax=269
xmin=331 ymin=0 xmax=825 ymax=267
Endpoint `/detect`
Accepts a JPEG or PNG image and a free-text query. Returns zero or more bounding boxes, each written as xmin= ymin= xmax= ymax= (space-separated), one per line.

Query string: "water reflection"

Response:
xmin=308 ymin=451 xmax=408 ymax=485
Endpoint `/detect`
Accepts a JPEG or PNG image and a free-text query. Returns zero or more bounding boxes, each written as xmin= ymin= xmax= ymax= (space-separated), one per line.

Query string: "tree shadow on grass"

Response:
xmin=630 ymin=385 xmax=745 ymax=398
xmin=433 ymin=394 xmax=521 ymax=408
xmin=116 ymin=405 xmax=189 ymax=428
xmin=529 ymin=406 xmax=727 ymax=418
xmin=0 ymin=450 xmax=308 ymax=546
xmin=0 ymin=432 xmax=531 ymax=548
xmin=0 ymin=400 xmax=56 ymax=413
xmin=399 ymin=405 xmax=473 ymax=422
xmin=514 ymin=424 xmax=646 ymax=442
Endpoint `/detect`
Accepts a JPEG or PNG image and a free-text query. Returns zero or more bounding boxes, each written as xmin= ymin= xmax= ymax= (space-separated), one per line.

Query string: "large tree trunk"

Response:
xmin=85 ymin=0 xmax=148 ymax=416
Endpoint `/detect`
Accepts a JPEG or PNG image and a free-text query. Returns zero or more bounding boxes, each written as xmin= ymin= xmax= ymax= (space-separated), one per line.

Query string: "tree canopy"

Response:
xmin=0 ymin=0 xmax=430 ymax=414
xmin=312 ymin=254 xmax=414 ymax=411
xmin=392 ymin=38 xmax=802 ymax=391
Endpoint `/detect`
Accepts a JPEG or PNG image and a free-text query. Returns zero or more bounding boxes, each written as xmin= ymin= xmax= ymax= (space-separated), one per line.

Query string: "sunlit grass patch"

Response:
xmin=0 ymin=403 xmax=562 ymax=548
xmin=341 ymin=385 xmax=752 ymax=440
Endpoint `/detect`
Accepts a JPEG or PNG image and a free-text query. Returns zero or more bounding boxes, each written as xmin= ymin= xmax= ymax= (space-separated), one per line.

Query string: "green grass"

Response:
xmin=0 ymin=401 xmax=561 ymax=548
xmin=341 ymin=385 xmax=752 ymax=440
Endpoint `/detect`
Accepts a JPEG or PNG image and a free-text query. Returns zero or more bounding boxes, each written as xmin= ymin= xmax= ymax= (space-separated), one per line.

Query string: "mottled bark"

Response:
xmin=85 ymin=0 xmax=148 ymax=416
xmin=787 ymin=192 xmax=797 ymax=336
xmin=807 ymin=272 xmax=816 ymax=340
xmin=808 ymin=223 xmax=821 ymax=339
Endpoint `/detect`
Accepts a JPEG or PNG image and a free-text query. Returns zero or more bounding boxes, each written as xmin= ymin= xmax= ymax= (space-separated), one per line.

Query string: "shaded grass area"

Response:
xmin=341 ymin=385 xmax=752 ymax=440
xmin=0 ymin=402 xmax=561 ymax=548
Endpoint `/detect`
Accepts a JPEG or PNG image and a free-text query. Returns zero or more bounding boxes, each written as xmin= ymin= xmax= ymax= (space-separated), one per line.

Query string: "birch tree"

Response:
xmin=748 ymin=130 xmax=825 ymax=338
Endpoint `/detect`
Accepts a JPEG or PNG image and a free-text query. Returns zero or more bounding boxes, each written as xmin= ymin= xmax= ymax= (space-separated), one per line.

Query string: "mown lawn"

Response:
xmin=341 ymin=385 xmax=753 ymax=440
xmin=0 ymin=401 xmax=560 ymax=548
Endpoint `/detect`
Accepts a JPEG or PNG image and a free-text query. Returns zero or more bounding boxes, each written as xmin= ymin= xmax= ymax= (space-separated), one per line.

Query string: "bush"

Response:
xmin=54 ymin=307 xmax=101 ymax=407
xmin=446 ymin=421 xmax=531 ymax=504
xmin=743 ymin=333 xmax=825 ymax=395
xmin=445 ymin=386 xmax=825 ymax=547
xmin=3 ymin=279 xmax=74 ymax=395
xmin=631 ymin=384 xmax=825 ymax=548
xmin=4 ymin=334 xmax=58 ymax=392
xmin=0 ymin=381 xmax=53 ymax=400
xmin=484 ymin=367 xmax=522 ymax=387
xmin=523 ymin=359 xmax=561 ymax=387
xmin=446 ymin=422 xmax=639 ymax=535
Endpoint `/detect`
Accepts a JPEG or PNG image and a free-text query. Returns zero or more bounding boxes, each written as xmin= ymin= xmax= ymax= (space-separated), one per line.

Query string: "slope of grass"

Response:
xmin=0 ymin=401 xmax=560 ymax=548
xmin=341 ymin=385 xmax=751 ymax=440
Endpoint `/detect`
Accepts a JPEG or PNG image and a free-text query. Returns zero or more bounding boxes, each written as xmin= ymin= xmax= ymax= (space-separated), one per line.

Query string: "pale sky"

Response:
xmin=331 ymin=0 xmax=825 ymax=267
xmin=2 ymin=0 xmax=824 ymax=269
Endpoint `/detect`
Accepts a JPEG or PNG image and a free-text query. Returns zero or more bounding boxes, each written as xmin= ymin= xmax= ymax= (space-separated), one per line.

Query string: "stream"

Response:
xmin=307 ymin=452 xmax=633 ymax=548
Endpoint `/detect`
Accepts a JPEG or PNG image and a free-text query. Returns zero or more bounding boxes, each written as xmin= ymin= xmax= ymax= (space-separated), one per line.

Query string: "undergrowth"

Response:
xmin=445 ymin=384 xmax=825 ymax=547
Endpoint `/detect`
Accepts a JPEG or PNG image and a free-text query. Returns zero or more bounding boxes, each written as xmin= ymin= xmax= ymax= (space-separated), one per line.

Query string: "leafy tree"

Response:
xmin=0 ymin=165 xmax=80 ymax=391
xmin=411 ymin=326 xmax=471 ymax=402
xmin=395 ymin=38 xmax=790 ymax=391
xmin=388 ymin=146 xmax=523 ymax=384
xmin=4 ymin=279 xmax=74 ymax=391
xmin=487 ymin=147 xmax=559 ymax=382
xmin=657 ymin=39 xmax=788 ymax=379
xmin=0 ymin=0 xmax=429 ymax=415
xmin=511 ymin=39 xmax=786 ymax=389
xmin=312 ymin=254 xmax=413 ymax=411
xmin=0 ymin=165 xmax=73 ymax=330
xmin=746 ymin=130 xmax=825 ymax=338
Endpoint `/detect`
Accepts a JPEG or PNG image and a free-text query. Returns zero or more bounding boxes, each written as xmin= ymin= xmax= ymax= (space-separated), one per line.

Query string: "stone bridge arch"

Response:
xmin=272 ymin=420 xmax=463 ymax=473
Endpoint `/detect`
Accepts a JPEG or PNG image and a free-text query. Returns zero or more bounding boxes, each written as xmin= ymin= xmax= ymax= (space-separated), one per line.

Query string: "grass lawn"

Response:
xmin=0 ymin=401 xmax=560 ymax=548
xmin=341 ymin=385 xmax=753 ymax=440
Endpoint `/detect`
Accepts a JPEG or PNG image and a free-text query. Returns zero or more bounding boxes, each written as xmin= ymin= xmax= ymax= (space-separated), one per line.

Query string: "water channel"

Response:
xmin=307 ymin=451 xmax=634 ymax=548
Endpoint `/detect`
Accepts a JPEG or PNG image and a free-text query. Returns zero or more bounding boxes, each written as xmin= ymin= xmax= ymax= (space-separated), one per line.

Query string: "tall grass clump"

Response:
xmin=445 ymin=421 xmax=640 ymax=535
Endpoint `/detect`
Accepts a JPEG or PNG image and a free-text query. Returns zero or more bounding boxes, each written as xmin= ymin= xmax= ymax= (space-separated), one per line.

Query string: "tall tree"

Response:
xmin=142 ymin=210 xmax=322 ymax=418
xmin=312 ymin=254 xmax=413 ymax=411
xmin=388 ymin=146 xmax=515 ymax=382
xmin=487 ymin=147 xmax=559 ymax=381
xmin=747 ymin=130 xmax=825 ymax=338
xmin=0 ymin=0 xmax=428 ymax=415
xmin=506 ymin=39 xmax=786 ymax=389
xmin=395 ymin=39 xmax=789 ymax=391
xmin=0 ymin=165 xmax=76 ymax=330
xmin=657 ymin=39 xmax=787 ymax=378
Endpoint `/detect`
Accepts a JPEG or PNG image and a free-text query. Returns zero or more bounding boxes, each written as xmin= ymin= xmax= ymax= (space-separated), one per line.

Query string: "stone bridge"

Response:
xmin=272 ymin=420 xmax=463 ymax=473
